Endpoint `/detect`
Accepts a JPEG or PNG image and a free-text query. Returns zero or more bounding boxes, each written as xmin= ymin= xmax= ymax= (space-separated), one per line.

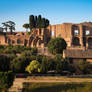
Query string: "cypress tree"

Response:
xmin=29 ymin=15 xmax=35 ymax=30
xmin=45 ymin=19 xmax=49 ymax=28
xmin=37 ymin=15 xmax=42 ymax=28
xmin=34 ymin=16 xmax=37 ymax=28
xmin=41 ymin=18 xmax=46 ymax=28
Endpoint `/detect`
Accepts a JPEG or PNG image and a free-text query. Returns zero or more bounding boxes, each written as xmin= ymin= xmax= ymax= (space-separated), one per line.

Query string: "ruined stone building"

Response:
xmin=48 ymin=22 xmax=92 ymax=64
xmin=0 ymin=22 xmax=92 ymax=63
xmin=0 ymin=28 xmax=50 ymax=48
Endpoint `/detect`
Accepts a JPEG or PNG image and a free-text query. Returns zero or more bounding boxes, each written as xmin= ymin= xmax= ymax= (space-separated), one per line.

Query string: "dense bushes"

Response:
xmin=0 ymin=45 xmax=32 ymax=54
xmin=10 ymin=47 xmax=38 ymax=73
xmin=0 ymin=55 xmax=10 ymax=72
xmin=78 ymin=61 xmax=92 ymax=74
xmin=0 ymin=71 xmax=14 ymax=90
xmin=0 ymin=45 xmax=92 ymax=76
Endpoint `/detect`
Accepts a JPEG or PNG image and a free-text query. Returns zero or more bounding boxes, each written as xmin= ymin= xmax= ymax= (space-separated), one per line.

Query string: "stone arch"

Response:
xmin=8 ymin=38 xmax=11 ymax=44
xmin=72 ymin=37 xmax=80 ymax=46
xmin=29 ymin=36 xmax=34 ymax=46
xmin=17 ymin=39 xmax=21 ymax=44
xmin=24 ymin=39 xmax=28 ymax=46
xmin=88 ymin=37 xmax=92 ymax=49
xmin=33 ymin=37 xmax=40 ymax=47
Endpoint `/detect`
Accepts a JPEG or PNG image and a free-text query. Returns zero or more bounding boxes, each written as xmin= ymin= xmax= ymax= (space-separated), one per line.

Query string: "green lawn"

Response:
xmin=22 ymin=82 xmax=92 ymax=92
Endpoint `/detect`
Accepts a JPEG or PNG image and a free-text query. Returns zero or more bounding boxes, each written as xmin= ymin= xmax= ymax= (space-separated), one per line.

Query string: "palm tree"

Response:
xmin=23 ymin=23 xmax=29 ymax=32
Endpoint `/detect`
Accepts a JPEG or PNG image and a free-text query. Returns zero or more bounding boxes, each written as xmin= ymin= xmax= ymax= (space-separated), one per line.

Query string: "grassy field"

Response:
xmin=22 ymin=76 xmax=92 ymax=92
xmin=22 ymin=82 xmax=92 ymax=92
xmin=25 ymin=76 xmax=92 ymax=82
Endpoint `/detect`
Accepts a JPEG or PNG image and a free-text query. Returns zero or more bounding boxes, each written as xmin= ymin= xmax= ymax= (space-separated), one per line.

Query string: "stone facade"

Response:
xmin=48 ymin=22 xmax=92 ymax=49
xmin=48 ymin=22 xmax=92 ymax=64
xmin=0 ymin=28 xmax=50 ymax=48
xmin=0 ymin=22 xmax=92 ymax=63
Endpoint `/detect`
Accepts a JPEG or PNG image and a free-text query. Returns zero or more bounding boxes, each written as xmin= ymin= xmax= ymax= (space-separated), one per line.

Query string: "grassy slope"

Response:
xmin=23 ymin=82 xmax=92 ymax=92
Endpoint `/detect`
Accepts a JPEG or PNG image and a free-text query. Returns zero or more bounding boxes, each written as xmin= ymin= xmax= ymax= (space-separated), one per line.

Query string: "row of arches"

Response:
xmin=72 ymin=37 xmax=92 ymax=48
xmin=29 ymin=36 xmax=42 ymax=47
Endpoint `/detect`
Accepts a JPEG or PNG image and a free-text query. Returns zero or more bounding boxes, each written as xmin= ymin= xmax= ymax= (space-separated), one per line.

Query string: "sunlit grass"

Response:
xmin=23 ymin=82 xmax=92 ymax=92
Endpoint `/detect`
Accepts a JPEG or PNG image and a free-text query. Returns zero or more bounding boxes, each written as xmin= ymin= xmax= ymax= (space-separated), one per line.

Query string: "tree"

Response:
xmin=45 ymin=19 xmax=49 ymax=27
xmin=40 ymin=56 xmax=49 ymax=73
xmin=10 ymin=56 xmax=30 ymax=73
xmin=6 ymin=21 xmax=15 ymax=34
xmin=37 ymin=15 xmax=42 ymax=28
xmin=0 ymin=71 xmax=14 ymax=91
xmin=23 ymin=23 xmax=29 ymax=32
xmin=27 ymin=15 xmax=50 ymax=29
xmin=41 ymin=18 xmax=46 ymax=28
xmin=47 ymin=37 xmax=67 ymax=54
xmin=34 ymin=16 xmax=38 ymax=28
xmin=2 ymin=23 xmax=8 ymax=32
xmin=0 ymin=55 xmax=10 ymax=72
xmin=68 ymin=65 xmax=76 ymax=75
xmin=29 ymin=15 xmax=35 ymax=30
xmin=78 ymin=61 xmax=92 ymax=74
xmin=25 ymin=60 xmax=40 ymax=74
xmin=54 ymin=54 xmax=69 ymax=74
xmin=2 ymin=21 xmax=15 ymax=34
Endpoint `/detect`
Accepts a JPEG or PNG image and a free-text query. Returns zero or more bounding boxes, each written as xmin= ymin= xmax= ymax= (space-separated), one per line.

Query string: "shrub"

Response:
xmin=10 ymin=55 xmax=30 ymax=73
xmin=0 ymin=71 xmax=14 ymax=90
xmin=26 ymin=60 xmax=40 ymax=74
xmin=0 ymin=55 xmax=10 ymax=72
xmin=78 ymin=61 xmax=92 ymax=74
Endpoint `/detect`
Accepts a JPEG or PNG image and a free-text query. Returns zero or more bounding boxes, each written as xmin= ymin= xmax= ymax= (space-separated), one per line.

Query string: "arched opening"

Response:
xmin=29 ymin=36 xmax=34 ymax=46
xmin=17 ymin=39 xmax=21 ymax=44
xmin=88 ymin=38 xmax=92 ymax=49
xmin=24 ymin=39 xmax=28 ymax=46
xmin=72 ymin=37 xmax=80 ymax=46
xmin=33 ymin=37 xmax=39 ymax=47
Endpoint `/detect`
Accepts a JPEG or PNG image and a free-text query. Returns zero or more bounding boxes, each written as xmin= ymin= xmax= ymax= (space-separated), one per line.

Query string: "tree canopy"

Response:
xmin=47 ymin=37 xmax=67 ymax=54
xmin=2 ymin=21 xmax=15 ymax=34
xmin=29 ymin=15 xmax=49 ymax=30
xmin=23 ymin=23 xmax=29 ymax=32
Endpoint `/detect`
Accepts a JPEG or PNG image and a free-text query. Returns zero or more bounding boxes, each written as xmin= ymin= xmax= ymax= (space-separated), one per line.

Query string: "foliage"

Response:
xmin=26 ymin=60 xmax=40 ymax=74
xmin=0 ymin=45 xmax=32 ymax=54
xmin=0 ymin=55 xmax=10 ymax=72
xmin=29 ymin=15 xmax=35 ymax=30
xmin=29 ymin=15 xmax=49 ymax=30
xmin=2 ymin=21 xmax=15 ymax=33
xmin=78 ymin=61 xmax=92 ymax=74
xmin=0 ymin=71 xmax=14 ymax=90
xmin=10 ymin=55 xmax=30 ymax=73
xmin=26 ymin=32 xmax=31 ymax=35
xmin=54 ymin=54 xmax=69 ymax=74
xmin=23 ymin=23 xmax=29 ymax=32
xmin=68 ymin=65 xmax=76 ymax=74
xmin=47 ymin=37 xmax=67 ymax=54
xmin=40 ymin=56 xmax=49 ymax=73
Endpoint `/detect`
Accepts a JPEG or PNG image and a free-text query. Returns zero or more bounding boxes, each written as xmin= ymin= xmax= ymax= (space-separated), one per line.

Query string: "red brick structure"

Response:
xmin=0 ymin=28 xmax=50 ymax=48
xmin=0 ymin=22 xmax=92 ymax=63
